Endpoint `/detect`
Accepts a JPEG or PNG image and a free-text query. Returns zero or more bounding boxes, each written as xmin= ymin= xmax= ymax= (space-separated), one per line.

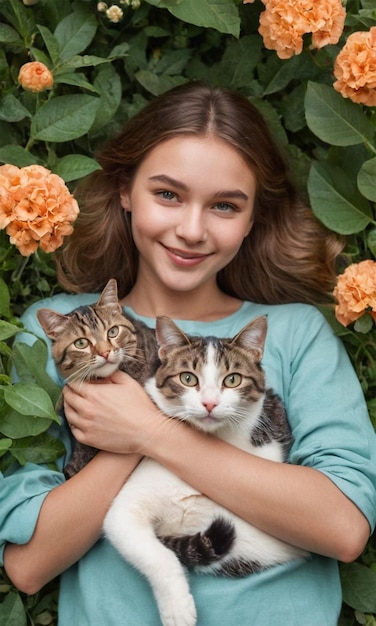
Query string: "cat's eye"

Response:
xmin=108 ymin=326 xmax=119 ymax=339
xmin=223 ymin=373 xmax=242 ymax=388
xmin=74 ymin=338 xmax=89 ymax=349
xmin=179 ymin=372 xmax=198 ymax=387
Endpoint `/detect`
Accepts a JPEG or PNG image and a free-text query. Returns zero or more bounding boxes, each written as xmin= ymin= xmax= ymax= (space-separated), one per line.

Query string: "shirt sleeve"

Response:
xmin=284 ymin=306 xmax=376 ymax=531
xmin=0 ymin=465 xmax=64 ymax=566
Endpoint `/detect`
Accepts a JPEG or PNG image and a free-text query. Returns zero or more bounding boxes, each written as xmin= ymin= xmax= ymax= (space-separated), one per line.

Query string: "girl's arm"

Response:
xmin=4 ymin=450 xmax=142 ymax=595
xmin=61 ymin=371 xmax=371 ymax=563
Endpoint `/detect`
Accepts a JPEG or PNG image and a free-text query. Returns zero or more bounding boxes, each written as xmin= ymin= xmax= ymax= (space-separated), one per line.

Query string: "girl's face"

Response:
xmin=121 ymin=134 xmax=256 ymax=301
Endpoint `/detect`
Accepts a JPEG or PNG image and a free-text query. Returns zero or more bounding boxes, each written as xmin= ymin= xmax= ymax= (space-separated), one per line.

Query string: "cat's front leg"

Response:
xmin=103 ymin=489 xmax=197 ymax=626
xmin=64 ymin=442 xmax=98 ymax=478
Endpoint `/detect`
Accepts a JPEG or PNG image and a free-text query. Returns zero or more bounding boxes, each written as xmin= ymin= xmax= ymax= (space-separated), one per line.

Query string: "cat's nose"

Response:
xmin=203 ymin=401 xmax=217 ymax=413
xmin=100 ymin=351 xmax=110 ymax=360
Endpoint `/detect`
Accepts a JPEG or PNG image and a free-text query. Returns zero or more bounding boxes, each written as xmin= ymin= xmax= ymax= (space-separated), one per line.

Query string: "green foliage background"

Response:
xmin=0 ymin=0 xmax=375 ymax=624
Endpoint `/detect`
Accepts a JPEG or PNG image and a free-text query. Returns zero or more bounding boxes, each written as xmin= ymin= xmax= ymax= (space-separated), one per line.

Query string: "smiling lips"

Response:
xmin=163 ymin=244 xmax=212 ymax=266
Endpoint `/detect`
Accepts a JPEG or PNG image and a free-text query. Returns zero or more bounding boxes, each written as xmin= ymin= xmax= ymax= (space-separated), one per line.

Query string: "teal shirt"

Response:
xmin=2 ymin=294 xmax=376 ymax=626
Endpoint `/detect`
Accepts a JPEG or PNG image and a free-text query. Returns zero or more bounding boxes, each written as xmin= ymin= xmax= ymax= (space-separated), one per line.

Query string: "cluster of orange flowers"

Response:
xmin=0 ymin=164 xmax=79 ymax=256
xmin=243 ymin=0 xmax=345 ymax=59
xmin=18 ymin=61 xmax=54 ymax=93
xmin=333 ymin=27 xmax=376 ymax=106
xmin=333 ymin=260 xmax=376 ymax=327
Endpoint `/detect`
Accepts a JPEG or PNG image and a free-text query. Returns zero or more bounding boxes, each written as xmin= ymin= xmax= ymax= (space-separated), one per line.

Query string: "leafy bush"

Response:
xmin=0 ymin=1 xmax=375 ymax=624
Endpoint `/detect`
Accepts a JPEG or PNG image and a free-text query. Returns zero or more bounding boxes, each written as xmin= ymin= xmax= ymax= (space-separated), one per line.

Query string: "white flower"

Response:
xmin=97 ymin=2 xmax=108 ymax=11
xmin=106 ymin=5 xmax=123 ymax=22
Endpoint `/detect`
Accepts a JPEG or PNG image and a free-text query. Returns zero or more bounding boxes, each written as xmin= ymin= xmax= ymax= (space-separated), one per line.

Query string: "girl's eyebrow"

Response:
xmin=148 ymin=174 xmax=249 ymax=201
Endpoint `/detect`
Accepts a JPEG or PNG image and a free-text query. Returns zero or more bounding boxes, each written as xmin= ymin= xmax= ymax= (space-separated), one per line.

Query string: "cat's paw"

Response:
xmin=159 ymin=593 xmax=197 ymax=626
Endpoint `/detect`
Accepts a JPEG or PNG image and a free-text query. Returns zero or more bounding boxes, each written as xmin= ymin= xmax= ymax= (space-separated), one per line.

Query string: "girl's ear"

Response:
xmin=120 ymin=189 xmax=131 ymax=212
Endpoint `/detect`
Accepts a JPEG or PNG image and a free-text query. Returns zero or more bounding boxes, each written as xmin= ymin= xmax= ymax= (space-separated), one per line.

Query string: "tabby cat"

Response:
xmin=37 ymin=278 xmax=158 ymax=477
xmin=38 ymin=280 xmax=307 ymax=626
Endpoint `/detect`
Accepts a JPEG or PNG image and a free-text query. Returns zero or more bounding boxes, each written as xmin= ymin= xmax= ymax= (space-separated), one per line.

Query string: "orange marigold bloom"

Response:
xmin=254 ymin=0 xmax=345 ymax=59
xmin=333 ymin=260 xmax=376 ymax=327
xmin=0 ymin=164 xmax=79 ymax=256
xmin=18 ymin=61 xmax=54 ymax=93
xmin=333 ymin=27 xmax=376 ymax=106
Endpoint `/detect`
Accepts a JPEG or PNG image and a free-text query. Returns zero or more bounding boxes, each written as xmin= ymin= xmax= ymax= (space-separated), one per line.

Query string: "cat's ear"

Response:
xmin=97 ymin=278 xmax=121 ymax=310
xmin=232 ymin=315 xmax=267 ymax=361
xmin=155 ymin=316 xmax=190 ymax=358
xmin=37 ymin=309 xmax=71 ymax=340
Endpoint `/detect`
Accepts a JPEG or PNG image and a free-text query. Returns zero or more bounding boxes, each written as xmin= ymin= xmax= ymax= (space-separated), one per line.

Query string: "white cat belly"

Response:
xmin=104 ymin=457 xmax=306 ymax=626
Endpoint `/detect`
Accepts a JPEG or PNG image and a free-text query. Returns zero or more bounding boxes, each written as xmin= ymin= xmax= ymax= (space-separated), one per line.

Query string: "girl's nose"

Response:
xmin=175 ymin=207 xmax=207 ymax=243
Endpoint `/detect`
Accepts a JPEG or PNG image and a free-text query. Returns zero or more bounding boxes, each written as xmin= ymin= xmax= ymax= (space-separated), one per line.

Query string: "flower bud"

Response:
xmin=18 ymin=61 xmax=54 ymax=93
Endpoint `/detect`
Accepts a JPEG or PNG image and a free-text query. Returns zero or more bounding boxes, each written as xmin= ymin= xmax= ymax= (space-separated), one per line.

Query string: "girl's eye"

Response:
xmin=157 ymin=190 xmax=177 ymax=201
xmin=108 ymin=326 xmax=119 ymax=338
xmin=223 ymin=373 xmax=242 ymax=388
xmin=74 ymin=338 xmax=89 ymax=349
xmin=214 ymin=202 xmax=236 ymax=213
xmin=179 ymin=372 xmax=199 ymax=387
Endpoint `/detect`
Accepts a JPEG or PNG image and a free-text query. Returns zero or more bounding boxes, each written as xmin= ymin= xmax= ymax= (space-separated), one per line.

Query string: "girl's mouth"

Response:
xmin=163 ymin=245 xmax=211 ymax=266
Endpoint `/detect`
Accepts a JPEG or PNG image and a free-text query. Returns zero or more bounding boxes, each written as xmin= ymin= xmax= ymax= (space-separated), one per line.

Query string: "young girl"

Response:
xmin=2 ymin=82 xmax=376 ymax=626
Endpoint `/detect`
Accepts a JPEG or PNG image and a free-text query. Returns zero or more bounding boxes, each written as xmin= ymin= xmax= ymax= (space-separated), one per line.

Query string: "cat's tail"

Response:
xmin=159 ymin=517 xmax=235 ymax=568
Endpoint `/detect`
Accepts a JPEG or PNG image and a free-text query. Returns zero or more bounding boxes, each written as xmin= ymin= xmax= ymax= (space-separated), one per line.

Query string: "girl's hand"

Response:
xmin=63 ymin=370 xmax=167 ymax=455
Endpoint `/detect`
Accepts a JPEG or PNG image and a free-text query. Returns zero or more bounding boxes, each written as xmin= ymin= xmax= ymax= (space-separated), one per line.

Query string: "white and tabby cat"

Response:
xmin=38 ymin=280 xmax=307 ymax=626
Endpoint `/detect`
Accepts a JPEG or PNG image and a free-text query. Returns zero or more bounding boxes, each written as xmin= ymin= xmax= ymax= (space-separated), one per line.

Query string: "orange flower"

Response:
xmin=252 ymin=0 xmax=345 ymax=59
xmin=18 ymin=61 xmax=54 ymax=93
xmin=333 ymin=27 xmax=376 ymax=106
xmin=333 ymin=260 xmax=376 ymax=327
xmin=0 ymin=164 xmax=79 ymax=256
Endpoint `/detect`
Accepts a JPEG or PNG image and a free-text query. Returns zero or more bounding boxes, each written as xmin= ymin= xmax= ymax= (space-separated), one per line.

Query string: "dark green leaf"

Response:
xmin=0 ymin=145 xmax=41 ymax=167
xmin=308 ymin=162 xmax=373 ymax=234
xmin=305 ymin=82 xmax=375 ymax=147
xmin=358 ymin=158 xmax=376 ymax=202
xmin=54 ymin=154 xmax=101 ymax=182
xmin=167 ymin=0 xmax=240 ymax=37
xmin=0 ymin=94 xmax=31 ymax=123
xmin=54 ymin=11 xmax=97 ymax=62
xmin=30 ymin=95 xmax=100 ymax=142
xmin=10 ymin=433 xmax=65 ymax=466
xmin=340 ymin=562 xmax=376 ymax=613
xmin=4 ymin=383 xmax=58 ymax=420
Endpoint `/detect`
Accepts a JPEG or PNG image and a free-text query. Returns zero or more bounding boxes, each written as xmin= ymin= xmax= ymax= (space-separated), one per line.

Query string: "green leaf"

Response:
xmin=0 ymin=407 xmax=52 ymax=438
xmin=308 ymin=162 xmax=373 ymax=234
xmin=354 ymin=314 xmax=374 ymax=334
xmin=54 ymin=11 xmax=97 ymax=62
xmin=12 ymin=340 xmax=61 ymax=406
xmin=358 ymin=158 xmax=376 ymax=201
xmin=54 ymin=154 xmax=101 ymax=182
xmin=3 ymin=383 xmax=58 ymax=421
xmin=0 ymin=320 xmax=21 ymax=341
xmin=214 ymin=35 xmax=262 ymax=89
xmin=0 ymin=438 xmax=12 ymax=456
xmin=0 ymin=94 xmax=31 ymax=123
xmin=167 ymin=0 xmax=240 ymax=37
xmin=135 ymin=70 xmax=187 ymax=96
xmin=0 ymin=23 xmax=22 ymax=44
xmin=89 ymin=64 xmax=122 ymax=134
xmin=37 ymin=24 xmax=60 ymax=65
xmin=30 ymin=94 xmax=100 ymax=142
xmin=305 ymin=82 xmax=375 ymax=147
xmin=10 ymin=432 xmax=65 ymax=466
xmin=367 ymin=228 xmax=376 ymax=257
xmin=53 ymin=71 xmax=99 ymax=93
xmin=55 ymin=54 xmax=114 ymax=73
xmin=0 ymin=590 xmax=27 ymax=626
xmin=0 ymin=278 xmax=10 ymax=318
xmin=340 ymin=562 xmax=376 ymax=613
xmin=0 ymin=145 xmax=41 ymax=167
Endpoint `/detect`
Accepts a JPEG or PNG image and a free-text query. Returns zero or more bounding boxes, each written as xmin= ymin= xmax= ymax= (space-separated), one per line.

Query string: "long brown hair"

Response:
xmin=56 ymin=81 xmax=344 ymax=305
